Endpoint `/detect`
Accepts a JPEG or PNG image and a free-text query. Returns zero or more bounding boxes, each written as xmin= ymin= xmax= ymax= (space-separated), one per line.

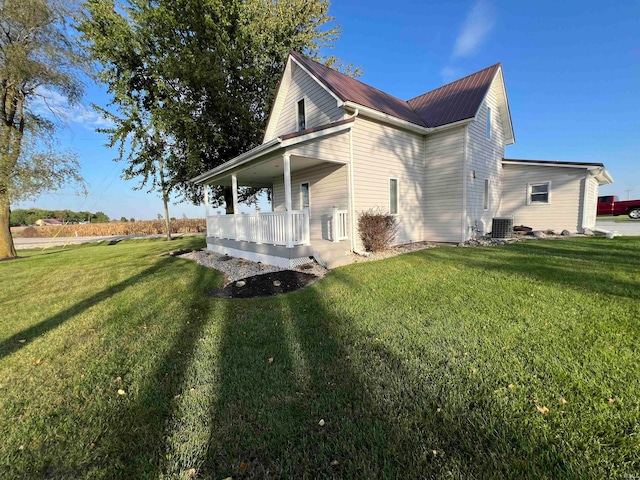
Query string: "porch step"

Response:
xmin=312 ymin=243 xmax=353 ymax=269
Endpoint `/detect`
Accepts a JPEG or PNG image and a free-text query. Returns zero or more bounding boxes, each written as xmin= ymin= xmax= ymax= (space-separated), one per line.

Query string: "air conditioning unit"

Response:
xmin=491 ymin=217 xmax=513 ymax=239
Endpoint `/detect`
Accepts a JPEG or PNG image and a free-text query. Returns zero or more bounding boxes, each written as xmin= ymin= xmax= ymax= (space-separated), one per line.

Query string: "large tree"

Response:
xmin=79 ymin=0 xmax=357 ymax=215
xmin=0 ymin=0 xmax=86 ymax=259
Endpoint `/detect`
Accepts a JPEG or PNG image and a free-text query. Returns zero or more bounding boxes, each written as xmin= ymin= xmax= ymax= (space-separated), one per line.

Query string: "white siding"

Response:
xmin=466 ymin=78 xmax=506 ymax=236
xmin=423 ymin=127 xmax=467 ymax=242
xmin=351 ymin=117 xmax=426 ymax=248
xmin=272 ymin=162 xmax=349 ymax=241
xmin=583 ymin=176 xmax=599 ymax=229
xmin=285 ymin=131 xmax=350 ymax=163
xmin=271 ymin=63 xmax=344 ymax=139
xmin=500 ymin=165 xmax=590 ymax=233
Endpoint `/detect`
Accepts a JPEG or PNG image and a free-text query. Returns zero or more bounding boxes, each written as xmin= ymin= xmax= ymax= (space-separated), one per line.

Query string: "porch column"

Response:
xmin=231 ymin=174 xmax=239 ymax=214
xmin=231 ymin=174 xmax=239 ymax=240
xmin=203 ymin=185 xmax=210 ymax=217
xmin=283 ymin=153 xmax=293 ymax=248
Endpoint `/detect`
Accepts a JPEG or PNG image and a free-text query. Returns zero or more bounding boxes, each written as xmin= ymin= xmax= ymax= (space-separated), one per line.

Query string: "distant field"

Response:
xmin=9 ymin=226 xmax=27 ymax=238
xmin=17 ymin=219 xmax=206 ymax=238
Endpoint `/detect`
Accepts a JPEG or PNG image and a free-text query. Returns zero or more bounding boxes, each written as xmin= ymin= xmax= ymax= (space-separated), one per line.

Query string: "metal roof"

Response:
xmin=290 ymin=51 xmax=501 ymax=129
xmin=407 ymin=64 xmax=501 ymax=127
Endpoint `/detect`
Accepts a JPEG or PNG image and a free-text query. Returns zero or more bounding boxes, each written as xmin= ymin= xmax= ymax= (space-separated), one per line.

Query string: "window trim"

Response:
xmin=389 ymin=178 xmax=399 ymax=215
xmin=296 ymin=97 xmax=307 ymax=132
xmin=299 ymin=181 xmax=310 ymax=210
xmin=527 ymin=181 xmax=551 ymax=205
xmin=483 ymin=178 xmax=490 ymax=210
xmin=486 ymin=106 xmax=492 ymax=140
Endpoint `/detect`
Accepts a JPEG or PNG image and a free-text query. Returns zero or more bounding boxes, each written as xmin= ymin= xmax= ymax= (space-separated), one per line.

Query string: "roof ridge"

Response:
xmin=288 ymin=50 xmax=410 ymax=107
xmin=407 ymin=62 xmax=502 ymax=103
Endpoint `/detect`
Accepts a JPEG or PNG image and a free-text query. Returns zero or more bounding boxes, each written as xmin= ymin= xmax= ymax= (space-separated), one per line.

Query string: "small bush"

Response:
xmin=21 ymin=227 xmax=39 ymax=238
xmin=358 ymin=208 xmax=399 ymax=252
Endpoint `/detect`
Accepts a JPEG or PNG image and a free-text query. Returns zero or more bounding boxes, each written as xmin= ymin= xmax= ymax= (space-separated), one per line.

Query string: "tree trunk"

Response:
xmin=158 ymin=158 xmax=172 ymax=240
xmin=0 ymin=194 xmax=17 ymax=259
xmin=223 ymin=186 xmax=234 ymax=214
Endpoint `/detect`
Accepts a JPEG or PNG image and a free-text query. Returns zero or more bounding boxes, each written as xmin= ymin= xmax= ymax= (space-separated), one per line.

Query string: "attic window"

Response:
xmin=486 ymin=106 xmax=491 ymax=139
xmin=297 ymin=99 xmax=306 ymax=131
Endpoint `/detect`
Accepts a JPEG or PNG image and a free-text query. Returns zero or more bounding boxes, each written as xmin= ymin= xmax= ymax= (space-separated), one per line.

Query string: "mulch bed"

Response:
xmin=207 ymin=270 xmax=319 ymax=299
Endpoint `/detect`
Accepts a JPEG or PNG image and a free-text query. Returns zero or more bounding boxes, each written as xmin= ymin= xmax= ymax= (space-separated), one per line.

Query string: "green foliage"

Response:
xmin=0 ymin=237 xmax=638 ymax=478
xmin=90 ymin=211 xmax=110 ymax=223
xmin=10 ymin=208 xmax=100 ymax=226
xmin=78 ymin=0 xmax=357 ymax=209
xmin=0 ymin=0 xmax=88 ymax=258
xmin=120 ymin=216 xmax=128 ymax=222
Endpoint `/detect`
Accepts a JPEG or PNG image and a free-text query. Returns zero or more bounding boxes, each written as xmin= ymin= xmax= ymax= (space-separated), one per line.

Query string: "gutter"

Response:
xmin=342 ymin=101 xmax=474 ymax=135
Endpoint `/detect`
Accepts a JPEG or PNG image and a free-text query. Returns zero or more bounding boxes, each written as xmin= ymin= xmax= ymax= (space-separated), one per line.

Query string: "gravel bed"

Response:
xmin=351 ymin=241 xmax=436 ymax=263
xmin=180 ymin=249 xmax=327 ymax=283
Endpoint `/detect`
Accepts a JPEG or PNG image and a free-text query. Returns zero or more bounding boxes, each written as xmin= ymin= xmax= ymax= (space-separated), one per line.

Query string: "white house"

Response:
xmin=192 ymin=51 xmax=613 ymax=268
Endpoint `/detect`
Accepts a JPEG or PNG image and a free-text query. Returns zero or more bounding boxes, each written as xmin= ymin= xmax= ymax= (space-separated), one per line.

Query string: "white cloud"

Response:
xmin=30 ymin=88 xmax=115 ymax=130
xmin=453 ymin=0 xmax=496 ymax=58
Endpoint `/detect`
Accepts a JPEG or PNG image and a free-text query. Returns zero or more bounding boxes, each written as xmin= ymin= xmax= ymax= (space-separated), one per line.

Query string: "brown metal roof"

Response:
xmin=503 ymin=158 xmax=605 ymax=168
xmin=289 ymin=51 xmax=501 ymax=129
xmin=407 ymin=63 xmax=501 ymax=127
xmin=290 ymin=51 xmax=426 ymax=126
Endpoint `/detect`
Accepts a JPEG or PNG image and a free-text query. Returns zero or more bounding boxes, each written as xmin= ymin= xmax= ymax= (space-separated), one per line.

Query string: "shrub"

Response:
xmin=358 ymin=208 xmax=399 ymax=252
xmin=21 ymin=227 xmax=39 ymax=238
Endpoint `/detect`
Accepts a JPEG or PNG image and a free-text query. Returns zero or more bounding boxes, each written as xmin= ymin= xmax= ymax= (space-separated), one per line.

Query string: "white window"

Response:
xmin=297 ymin=98 xmax=306 ymax=131
xmin=528 ymin=182 xmax=551 ymax=204
xmin=389 ymin=178 xmax=399 ymax=214
xmin=486 ymin=106 xmax=491 ymax=139
xmin=483 ymin=179 xmax=490 ymax=210
xmin=300 ymin=182 xmax=310 ymax=209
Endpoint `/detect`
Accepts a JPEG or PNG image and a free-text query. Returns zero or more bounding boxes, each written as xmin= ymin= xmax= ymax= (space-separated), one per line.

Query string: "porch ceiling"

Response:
xmin=206 ymin=155 xmax=345 ymax=187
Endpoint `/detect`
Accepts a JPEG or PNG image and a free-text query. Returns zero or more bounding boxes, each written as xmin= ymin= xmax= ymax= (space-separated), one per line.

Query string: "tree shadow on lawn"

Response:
xmin=88 ymin=264 xmax=219 ymax=478
xmin=2 ymin=259 xmax=223 ymax=479
xmin=420 ymin=241 xmax=640 ymax=300
xmin=198 ymin=276 xmax=583 ymax=479
xmin=0 ymin=257 xmax=177 ymax=360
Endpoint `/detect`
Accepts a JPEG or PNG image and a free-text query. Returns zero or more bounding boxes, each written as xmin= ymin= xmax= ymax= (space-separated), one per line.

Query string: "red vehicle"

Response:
xmin=597 ymin=196 xmax=640 ymax=219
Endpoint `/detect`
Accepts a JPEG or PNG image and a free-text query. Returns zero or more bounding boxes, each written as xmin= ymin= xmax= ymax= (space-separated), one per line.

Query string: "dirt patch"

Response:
xmin=207 ymin=270 xmax=318 ymax=299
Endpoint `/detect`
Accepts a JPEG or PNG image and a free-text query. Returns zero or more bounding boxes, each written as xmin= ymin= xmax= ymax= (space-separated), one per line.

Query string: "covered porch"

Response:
xmin=192 ymin=123 xmax=354 ymax=268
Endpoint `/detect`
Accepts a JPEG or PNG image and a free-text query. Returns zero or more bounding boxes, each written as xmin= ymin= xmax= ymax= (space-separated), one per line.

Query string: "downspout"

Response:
xmin=461 ymin=126 xmax=469 ymax=242
xmin=423 ymin=134 xmax=427 ymax=240
xmin=348 ymin=109 xmax=359 ymax=253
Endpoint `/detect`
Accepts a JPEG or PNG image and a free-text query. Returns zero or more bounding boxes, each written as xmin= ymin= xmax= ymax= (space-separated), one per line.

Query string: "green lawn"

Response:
xmin=0 ymin=237 xmax=638 ymax=479
xmin=597 ymin=215 xmax=640 ymax=223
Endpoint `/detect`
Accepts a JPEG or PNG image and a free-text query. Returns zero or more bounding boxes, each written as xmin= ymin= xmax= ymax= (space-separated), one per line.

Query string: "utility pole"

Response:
xmin=624 ymin=188 xmax=632 ymax=200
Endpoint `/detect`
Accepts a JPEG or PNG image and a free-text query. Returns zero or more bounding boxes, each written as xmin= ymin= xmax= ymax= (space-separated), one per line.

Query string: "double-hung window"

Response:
xmin=528 ymin=182 xmax=550 ymax=204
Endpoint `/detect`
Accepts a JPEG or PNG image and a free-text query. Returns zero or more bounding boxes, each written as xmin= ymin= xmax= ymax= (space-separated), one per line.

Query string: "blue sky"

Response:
xmin=18 ymin=0 xmax=639 ymax=219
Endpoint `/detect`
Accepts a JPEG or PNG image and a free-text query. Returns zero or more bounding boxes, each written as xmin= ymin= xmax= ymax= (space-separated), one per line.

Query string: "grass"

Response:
xmin=597 ymin=215 xmax=640 ymax=223
xmin=0 ymin=236 xmax=638 ymax=479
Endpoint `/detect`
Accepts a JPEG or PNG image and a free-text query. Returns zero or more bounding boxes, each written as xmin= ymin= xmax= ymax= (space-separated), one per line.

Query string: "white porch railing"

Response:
xmin=207 ymin=210 xmax=310 ymax=247
xmin=332 ymin=207 xmax=348 ymax=242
